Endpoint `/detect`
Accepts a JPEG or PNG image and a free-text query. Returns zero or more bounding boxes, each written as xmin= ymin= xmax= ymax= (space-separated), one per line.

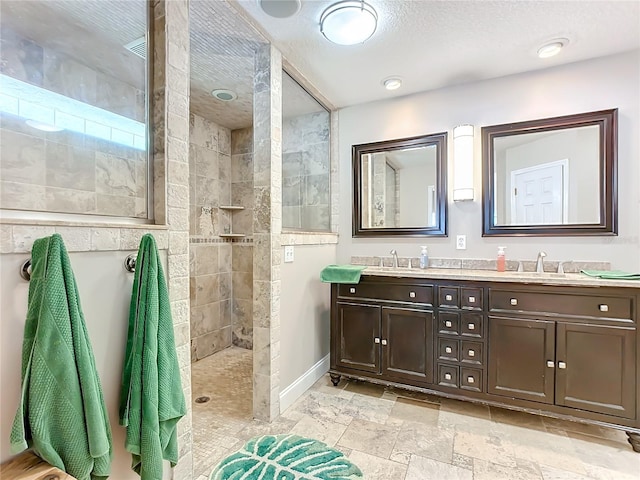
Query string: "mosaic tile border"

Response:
xmin=190 ymin=236 xmax=254 ymax=244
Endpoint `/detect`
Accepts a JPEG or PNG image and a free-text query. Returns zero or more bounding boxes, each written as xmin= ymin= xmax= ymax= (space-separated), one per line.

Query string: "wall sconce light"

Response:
xmin=453 ymin=124 xmax=475 ymax=202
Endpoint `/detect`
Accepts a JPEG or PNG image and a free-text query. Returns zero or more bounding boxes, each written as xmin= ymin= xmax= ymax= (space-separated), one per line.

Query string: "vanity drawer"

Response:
xmin=460 ymin=341 xmax=483 ymax=366
xmin=461 ymin=368 xmax=483 ymax=392
xmin=439 ymin=287 xmax=459 ymax=308
xmin=438 ymin=364 xmax=459 ymax=388
xmin=438 ymin=312 xmax=460 ymax=335
xmin=438 ymin=338 xmax=459 ymax=362
xmin=339 ymin=283 xmax=433 ymax=304
xmin=489 ymin=289 xmax=633 ymax=320
xmin=461 ymin=313 xmax=483 ymax=338
xmin=461 ymin=288 xmax=483 ymax=310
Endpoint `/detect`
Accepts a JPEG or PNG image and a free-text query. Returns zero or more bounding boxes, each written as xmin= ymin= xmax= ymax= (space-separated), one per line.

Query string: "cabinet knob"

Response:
xmin=598 ymin=304 xmax=609 ymax=312
xmin=558 ymin=361 xmax=567 ymax=369
xmin=468 ymin=323 xmax=475 ymax=330
xmin=381 ymin=339 xmax=388 ymax=346
xmin=444 ymin=373 xmax=452 ymax=380
xmin=445 ymin=294 xmax=453 ymax=301
xmin=547 ymin=360 xmax=555 ymax=368
xmin=468 ymin=349 xmax=475 ymax=357
xmin=409 ymin=291 xmax=416 ymax=298
xmin=350 ymin=287 xmax=356 ymax=294
xmin=445 ymin=346 xmax=452 ymax=354
xmin=374 ymin=337 xmax=380 ymax=344
xmin=445 ymin=320 xmax=452 ymax=328
xmin=468 ymin=296 xmax=476 ymax=303
xmin=467 ymin=376 xmax=475 ymax=384
xmin=510 ymin=298 xmax=518 ymax=306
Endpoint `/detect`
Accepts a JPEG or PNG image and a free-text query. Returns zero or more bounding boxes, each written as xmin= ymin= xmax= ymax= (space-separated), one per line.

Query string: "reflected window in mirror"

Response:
xmin=353 ymin=132 xmax=447 ymax=237
xmin=482 ymin=109 xmax=617 ymax=236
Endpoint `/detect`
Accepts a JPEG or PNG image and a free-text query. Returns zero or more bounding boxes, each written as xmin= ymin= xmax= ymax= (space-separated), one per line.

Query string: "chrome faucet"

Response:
xmin=536 ymin=251 xmax=547 ymax=273
xmin=390 ymin=249 xmax=399 ymax=268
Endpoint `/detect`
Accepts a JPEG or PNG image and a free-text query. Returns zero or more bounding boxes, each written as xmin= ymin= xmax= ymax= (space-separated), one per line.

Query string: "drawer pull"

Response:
xmin=445 ymin=346 xmax=452 ymax=354
xmin=374 ymin=337 xmax=380 ymax=344
xmin=381 ymin=339 xmax=388 ymax=346
xmin=468 ymin=296 xmax=476 ymax=303
xmin=510 ymin=298 xmax=518 ymax=306
xmin=444 ymin=373 xmax=452 ymax=380
xmin=467 ymin=376 xmax=475 ymax=384
xmin=558 ymin=361 xmax=566 ymax=369
xmin=468 ymin=323 xmax=475 ymax=330
xmin=349 ymin=287 xmax=356 ymax=294
xmin=599 ymin=304 xmax=609 ymax=312
xmin=445 ymin=321 xmax=452 ymax=328
xmin=547 ymin=360 xmax=554 ymax=368
xmin=468 ymin=349 xmax=475 ymax=357
xmin=409 ymin=291 xmax=416 ymax=298
xmin=445 ymin=294 xmax=453 ymax=301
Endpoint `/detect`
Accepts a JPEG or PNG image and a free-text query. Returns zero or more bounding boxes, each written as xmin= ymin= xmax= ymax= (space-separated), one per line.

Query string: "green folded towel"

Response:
xmin=581 ymin=270 xmax=640 ymax=280
xmin=119 ymin=234 xmax=186 ymax=479
xmin=10 ymin=234 xmax=113 ymax=480
xmin=320 ymin=264 xmax=367 ymax=284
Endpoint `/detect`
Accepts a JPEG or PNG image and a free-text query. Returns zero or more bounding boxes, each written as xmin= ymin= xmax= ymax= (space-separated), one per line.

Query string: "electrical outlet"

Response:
xmin=456 ymin=235 xmax=467 ymax=250
xmin=284 ymin=245 xmax=294 ymax=263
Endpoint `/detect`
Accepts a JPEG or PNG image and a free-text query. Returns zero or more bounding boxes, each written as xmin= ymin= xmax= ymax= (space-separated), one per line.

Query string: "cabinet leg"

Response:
xmin=627 ymin=432 xmax=640 ymax=452
xmin=329 ymin=373 xmax=341 ymax=386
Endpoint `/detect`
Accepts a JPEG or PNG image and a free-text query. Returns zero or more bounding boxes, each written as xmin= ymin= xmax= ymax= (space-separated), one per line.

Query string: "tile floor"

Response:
xmin=191 ymin=346 xmax=640 ymax=480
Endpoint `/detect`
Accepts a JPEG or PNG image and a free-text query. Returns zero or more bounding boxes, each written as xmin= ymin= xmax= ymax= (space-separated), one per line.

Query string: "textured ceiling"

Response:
xmin=234 ymin=0 xmax=640 ymax=108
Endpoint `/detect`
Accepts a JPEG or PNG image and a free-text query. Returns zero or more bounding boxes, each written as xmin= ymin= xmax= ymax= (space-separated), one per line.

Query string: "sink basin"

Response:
xmin=501 ymin=271 xmax=566 ymax=278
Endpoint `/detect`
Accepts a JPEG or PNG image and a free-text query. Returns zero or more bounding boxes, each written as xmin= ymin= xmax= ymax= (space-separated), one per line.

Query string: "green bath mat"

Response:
xmin=209 ymin=434 xmax=363 ymax=480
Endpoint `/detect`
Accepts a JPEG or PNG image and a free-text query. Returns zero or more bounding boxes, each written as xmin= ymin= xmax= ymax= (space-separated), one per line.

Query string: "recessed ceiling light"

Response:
xmin=257 ymin=0 xmax=301 ymax=18
xmin=25 ymin=119 xmax=64 ymax=132
xmin=320 ymin=1 xmax=378 ymax=46
xmin=382 ymin=77 xmax=402 ymax=90
xmin=211 ymin=89 xmax=237 ymax=102
xmin=537 ymin=38 xmax=569 ymax=58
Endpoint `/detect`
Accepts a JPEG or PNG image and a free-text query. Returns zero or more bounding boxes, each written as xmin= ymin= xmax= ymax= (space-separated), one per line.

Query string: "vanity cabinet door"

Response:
xmin=488 ymin=316 xmax=555 ymax=404
xmin=555 ymin=322 xmax=636 ymax=419
xmin=334 ymin=302 xmax=381 ymax=374
xmin=381 ymin=307 xmax=433 ymax=384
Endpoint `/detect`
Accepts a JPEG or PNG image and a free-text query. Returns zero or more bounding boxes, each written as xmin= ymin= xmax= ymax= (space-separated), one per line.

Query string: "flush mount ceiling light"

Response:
xmin=320 ymin=0 xmax=378 ymax=46
xmin=25 ymin=119 xmax=64 ymax=132
xmin=382 ymin=77 xmax=402 ymax=90
xmin=211 ymin=89 xmax=237 ymax=102
xmin=258 ymin=0 xmax=301 ymax=18
xmin=537 ymin=38 xmax=569 ymax=58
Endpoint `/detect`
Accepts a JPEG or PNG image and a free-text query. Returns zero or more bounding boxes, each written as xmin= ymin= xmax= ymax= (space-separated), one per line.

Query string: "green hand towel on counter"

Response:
xmin=581 ymin=270 xmax=640 ymax=280
xmin=320 ymin=265 xmax=367 ymax=284
xmin=119 ymin=234 xmax=186 ymax=480
xmin=10 ymin=234 xmax=112 ymax=480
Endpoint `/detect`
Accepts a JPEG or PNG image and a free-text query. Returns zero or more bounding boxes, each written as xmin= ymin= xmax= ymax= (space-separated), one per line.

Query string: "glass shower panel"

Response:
xmin=281 ymin=72 xmax=330 ymax=231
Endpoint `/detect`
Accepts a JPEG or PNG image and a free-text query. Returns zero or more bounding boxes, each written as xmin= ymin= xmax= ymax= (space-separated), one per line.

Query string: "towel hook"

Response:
xmin=124 ymin=254 xmax=136 ymax=273
xmin=20 ymin=259 xmax=32 ymax=281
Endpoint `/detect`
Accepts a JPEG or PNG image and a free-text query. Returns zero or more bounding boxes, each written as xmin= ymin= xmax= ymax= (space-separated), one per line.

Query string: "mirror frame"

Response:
xmin=352 ymin=132 xmax=448 ymax=237
xmin=482 ymin=109 xmax=618 ymax=236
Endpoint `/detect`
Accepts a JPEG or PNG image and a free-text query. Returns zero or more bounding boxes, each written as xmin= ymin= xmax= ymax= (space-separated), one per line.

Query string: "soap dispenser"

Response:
xmin=497 ymin=246 xmax=506 ymax=272
xmin=419 ymin=246 xmax=429 ymax=269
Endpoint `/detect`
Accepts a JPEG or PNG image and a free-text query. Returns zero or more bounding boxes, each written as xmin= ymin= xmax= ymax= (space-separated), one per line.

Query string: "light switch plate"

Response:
xmin=456 ymin=235 xmax=467 ymax=250
xmin=284 ymin=245 xmax=294 ymax=263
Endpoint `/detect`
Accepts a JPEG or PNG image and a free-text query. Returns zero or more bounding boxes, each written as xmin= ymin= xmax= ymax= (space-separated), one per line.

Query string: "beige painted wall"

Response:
xmin=279 ymin=244 xmax=336 ymax=389
xmin=337 ymin=51 xmax=640 ymax=270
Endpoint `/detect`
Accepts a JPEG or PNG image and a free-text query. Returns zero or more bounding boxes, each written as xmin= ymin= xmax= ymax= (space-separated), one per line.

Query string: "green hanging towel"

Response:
xmin=119 ymin=234 xmax=186 ymax=480
xmin=10 ymin=234 xmax=112 ymax=480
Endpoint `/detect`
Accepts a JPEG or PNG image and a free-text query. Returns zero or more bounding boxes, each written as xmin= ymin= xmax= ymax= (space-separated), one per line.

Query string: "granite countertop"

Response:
xmin=362 ymin=267 xmax=640 ymax=289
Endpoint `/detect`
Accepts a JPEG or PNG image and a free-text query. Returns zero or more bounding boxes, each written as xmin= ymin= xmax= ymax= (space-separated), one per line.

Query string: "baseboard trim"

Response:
xmin=279 ymin=354 xmax=330 ymax=413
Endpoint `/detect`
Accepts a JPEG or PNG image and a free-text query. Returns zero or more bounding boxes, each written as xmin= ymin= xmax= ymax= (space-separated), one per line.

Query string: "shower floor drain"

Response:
xmin=195 ymin=396 xmax=210 ymax=404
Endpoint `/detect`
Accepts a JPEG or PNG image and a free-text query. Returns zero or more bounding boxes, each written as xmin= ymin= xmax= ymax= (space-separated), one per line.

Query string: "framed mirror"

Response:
xmin=482 ymin=109 xmax=617 ymax=236
xmin=353 ymin=132 xmax=448 ymax=237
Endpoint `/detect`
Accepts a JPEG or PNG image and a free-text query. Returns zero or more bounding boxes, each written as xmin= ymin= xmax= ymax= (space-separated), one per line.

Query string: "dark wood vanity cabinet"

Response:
xmin=330 ymin=276 xmax=640 ymax=451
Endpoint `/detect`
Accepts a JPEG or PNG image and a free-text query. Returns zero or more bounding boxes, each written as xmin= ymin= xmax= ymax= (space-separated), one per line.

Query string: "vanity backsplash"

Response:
xmin=350 ymin=255 xmax=610 ymax=273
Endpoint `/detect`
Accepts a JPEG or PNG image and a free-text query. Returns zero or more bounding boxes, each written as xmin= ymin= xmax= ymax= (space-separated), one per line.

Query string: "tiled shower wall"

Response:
xmin=231 ymin=127 xmax=254 ymax=349
xmin=282 ymin=111 xmax=330 ymax=231
xmin=189 ymin=113 xmax=233 ymax=361
xmin=0 ymin=26 xmax=147 ymax=218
